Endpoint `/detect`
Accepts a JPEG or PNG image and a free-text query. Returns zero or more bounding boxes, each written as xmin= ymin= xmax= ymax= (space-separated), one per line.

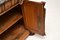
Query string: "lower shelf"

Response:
xmin=0 ymin=22 xmax=26 ymax=40
xmin=14 ymin=30 xmax=30 ymax=40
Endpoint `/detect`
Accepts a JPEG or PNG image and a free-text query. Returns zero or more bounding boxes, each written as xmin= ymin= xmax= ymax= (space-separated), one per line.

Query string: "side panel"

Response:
xmin=21 ymin=1 xmax=46 ymax=35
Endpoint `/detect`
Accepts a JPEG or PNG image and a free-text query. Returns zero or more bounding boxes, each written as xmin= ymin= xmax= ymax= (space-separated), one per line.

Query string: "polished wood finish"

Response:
xmin=0 ymin=22 xmax=26 ymax=40
xmin=0 ymin=0 xmax=46 ymax=40
xmin=5 ymin=0 xmax=11 ymax=10
xmin=14 ymin=30 xmax=30 ymax=40
xmin=21 ymin=1 xmax=45 ymax=35
xmin=11 ymin=0 xmax=15 ymax=6
xmin=15 ymin=0 xmax=18 ymax=4
xmin=1 ymin=4 xmax=5 ymax=13
xmin=0 ymin=6 xmax=1 ymax=13
xmin=0 ymin=0 xmax=19 ymax=16
xmin=0 ymin=9 xmax=22 ymax=35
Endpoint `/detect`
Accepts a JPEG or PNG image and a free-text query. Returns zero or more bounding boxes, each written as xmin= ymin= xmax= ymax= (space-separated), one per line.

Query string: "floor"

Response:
xmin=26 ymin=0 xmax=60 ymax=40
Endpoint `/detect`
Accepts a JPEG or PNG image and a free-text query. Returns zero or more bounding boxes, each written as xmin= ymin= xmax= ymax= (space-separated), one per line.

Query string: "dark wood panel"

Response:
xmin=21 ymin=1 xmax=46 ymax=35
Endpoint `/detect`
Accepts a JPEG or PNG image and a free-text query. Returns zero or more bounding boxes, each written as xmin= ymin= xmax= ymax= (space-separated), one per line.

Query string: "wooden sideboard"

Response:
xmin=0 ymin=0 xmax=46 ymax=40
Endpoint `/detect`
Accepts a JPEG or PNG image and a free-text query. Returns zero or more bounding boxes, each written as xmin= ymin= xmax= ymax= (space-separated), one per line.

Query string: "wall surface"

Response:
xmin=26 ymin=0 xmax=60 ymax=40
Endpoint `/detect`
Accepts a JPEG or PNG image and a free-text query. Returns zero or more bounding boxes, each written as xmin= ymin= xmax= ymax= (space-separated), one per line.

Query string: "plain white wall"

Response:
xmin=26 ymin=0 xmax=60 ymax=40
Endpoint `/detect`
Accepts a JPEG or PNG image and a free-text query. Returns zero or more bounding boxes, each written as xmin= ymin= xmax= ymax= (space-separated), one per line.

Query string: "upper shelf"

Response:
xmin=0 ymin=0 xmax=19 ymax=16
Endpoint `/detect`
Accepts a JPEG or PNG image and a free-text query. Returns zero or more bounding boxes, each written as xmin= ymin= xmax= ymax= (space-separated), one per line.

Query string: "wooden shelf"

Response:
xmin=14 ymin=30 xmax=30 ymax=40
xmin=0 ymin=2 xmax=19 ymax=16
xmin=0 ymin=22 xmax=26 ymax=40
xmin=0 ymin=10 xmax=22 ymax=35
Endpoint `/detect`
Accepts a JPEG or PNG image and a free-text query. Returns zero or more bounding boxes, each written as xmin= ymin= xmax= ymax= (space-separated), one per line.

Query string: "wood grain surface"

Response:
xmin=21 ymin=1 xmax=46 ymax=35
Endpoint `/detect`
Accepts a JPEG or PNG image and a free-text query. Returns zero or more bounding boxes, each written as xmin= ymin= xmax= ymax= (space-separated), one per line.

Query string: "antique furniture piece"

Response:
xmin=0 ymin=0 xmax=46 ymax=40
